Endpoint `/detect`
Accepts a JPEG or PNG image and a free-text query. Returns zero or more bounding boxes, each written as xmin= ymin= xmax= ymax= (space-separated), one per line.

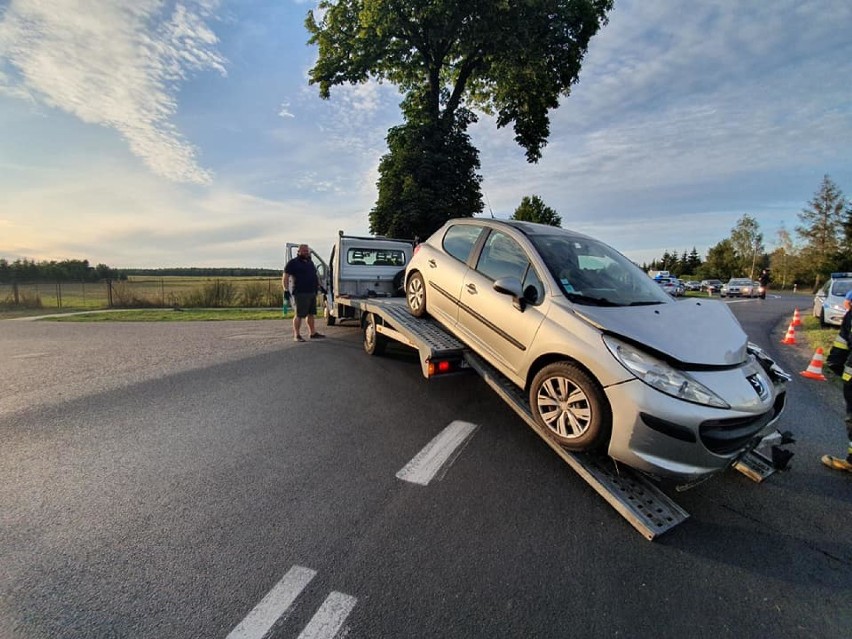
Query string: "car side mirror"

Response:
xmin=493 ymin=277 xmax=526 ymax=311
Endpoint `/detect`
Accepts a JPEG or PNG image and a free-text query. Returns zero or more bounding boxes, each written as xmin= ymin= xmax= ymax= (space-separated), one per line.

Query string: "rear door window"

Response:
xmin=442 ymin=225 xmax=483 ymax=263
xmin=346 ymin=248 xmax=407 ymax=266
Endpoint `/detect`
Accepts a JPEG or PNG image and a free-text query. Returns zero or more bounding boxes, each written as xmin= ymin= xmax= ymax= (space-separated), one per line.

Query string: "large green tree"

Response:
xmin=797 ymin=174 xmax=845 ymax=289
xmin=306 ymin=0 xmax=613 ymax=236
xmin=699 ymin=239 xmax=739 ymax=281
xmin=370 ymin=118 xmax=483 ymax=239
xmin=511 ymin=195 xmax=562 ymax=226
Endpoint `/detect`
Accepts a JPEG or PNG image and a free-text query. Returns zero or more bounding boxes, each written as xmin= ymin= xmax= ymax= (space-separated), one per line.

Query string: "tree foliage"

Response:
xmin=729 ymin=213 xmax=764 ymax=279
xmin=797 ymin=175 xmax=846 ymax=288
xmin=511 ymin=195 xmax=562 ymax=227
xmin=306 ymin=0 xmax=613 ymax=161
xmin=700 ymin=239 xmax=739 ymax=281
xmin=370 ymin=119 xmax=483 ymax=239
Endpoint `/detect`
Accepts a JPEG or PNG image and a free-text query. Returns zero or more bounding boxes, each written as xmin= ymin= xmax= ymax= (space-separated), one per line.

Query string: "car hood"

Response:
xmin=570 ymin=299 xmax=748 ymax=366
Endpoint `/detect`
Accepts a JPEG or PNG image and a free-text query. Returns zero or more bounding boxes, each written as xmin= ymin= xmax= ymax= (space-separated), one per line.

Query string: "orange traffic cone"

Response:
xmin=781 ymin=321 xmax=796 ymax=344
xmin=800 ymin=347 xmax=827 ymax=380
xmin=791 ymin=307 xmax=802 ymax=327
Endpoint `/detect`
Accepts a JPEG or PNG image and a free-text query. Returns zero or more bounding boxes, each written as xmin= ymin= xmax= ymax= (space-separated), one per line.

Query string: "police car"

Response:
xmin=813 ymin=272 xmax=852 ymax=326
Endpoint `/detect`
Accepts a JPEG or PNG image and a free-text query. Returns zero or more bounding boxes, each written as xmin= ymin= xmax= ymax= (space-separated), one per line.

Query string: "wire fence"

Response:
xmin=0 ymin=278 xmax=285 ymax=310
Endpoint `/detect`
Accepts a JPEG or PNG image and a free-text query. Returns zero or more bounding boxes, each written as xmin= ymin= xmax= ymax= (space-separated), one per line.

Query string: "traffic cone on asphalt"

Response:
xmin=791 ymin=307 xmax=802 ymax=327
xmin=800 ymin=347 xmax=827 ymax=380
xmin=781 ymin=322 xmax=797 ymax=345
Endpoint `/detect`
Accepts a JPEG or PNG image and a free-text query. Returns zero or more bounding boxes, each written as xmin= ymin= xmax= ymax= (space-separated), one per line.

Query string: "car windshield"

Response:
xmin=529 ymin=233 xmax=671 ymax=306
xmin=730 ymin=279 xmax=751 ymax=285
xmin=830 ymin=280 xmax=852 ymax=297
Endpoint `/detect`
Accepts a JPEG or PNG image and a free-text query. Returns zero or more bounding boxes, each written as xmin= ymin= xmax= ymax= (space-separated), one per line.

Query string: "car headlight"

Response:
xmin=603 ymin=336 xmax=730 ymax=408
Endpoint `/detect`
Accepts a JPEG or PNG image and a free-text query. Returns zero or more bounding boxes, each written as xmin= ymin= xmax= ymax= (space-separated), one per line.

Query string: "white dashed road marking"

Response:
xmin=226 ymin=565 xmax=316 ymax=639
xmin=396 ymin=420 xmax=479 ymax=486
xmin=297 ymin=592 xmax=358 ymax=639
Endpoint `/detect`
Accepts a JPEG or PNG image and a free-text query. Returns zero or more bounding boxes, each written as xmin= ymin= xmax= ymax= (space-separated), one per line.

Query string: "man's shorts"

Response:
xmin=294 ymin=293 xmax=317 ymax=318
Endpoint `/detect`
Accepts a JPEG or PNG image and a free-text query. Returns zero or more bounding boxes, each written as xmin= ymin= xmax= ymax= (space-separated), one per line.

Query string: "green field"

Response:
xmin=0 ymin=276 xmax=285 ymax=313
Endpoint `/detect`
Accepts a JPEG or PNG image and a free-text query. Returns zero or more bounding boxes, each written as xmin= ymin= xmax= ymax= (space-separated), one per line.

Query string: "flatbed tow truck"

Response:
xmin=289 ymin=237 xmax=787 ymax=540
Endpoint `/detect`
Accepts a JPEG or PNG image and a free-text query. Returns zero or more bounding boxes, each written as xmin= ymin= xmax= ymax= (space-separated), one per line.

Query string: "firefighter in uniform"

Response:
xmin=822 ymin=289 xmax=852 ymax=473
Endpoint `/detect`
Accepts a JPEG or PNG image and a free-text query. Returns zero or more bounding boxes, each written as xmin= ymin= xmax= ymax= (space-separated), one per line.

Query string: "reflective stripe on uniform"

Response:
xmin=833 ymin=336 xmax=849 ymax=350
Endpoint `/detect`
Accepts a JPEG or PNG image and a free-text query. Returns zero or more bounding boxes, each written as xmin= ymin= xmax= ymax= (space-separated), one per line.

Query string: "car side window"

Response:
xmin=476 ymin=231 xmax=544 ymax=305
xmin=476 ymin=231 xmax=528 ymax=281
xmin=442 ymin=225 xmax=483 ymax=263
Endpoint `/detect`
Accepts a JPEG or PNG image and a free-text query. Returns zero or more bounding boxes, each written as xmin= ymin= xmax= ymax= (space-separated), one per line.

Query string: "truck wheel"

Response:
xmin=406 ymin=272 xmax=427 ymax=318
xmin=364 ymin=313 xmax=387 ymax=356
xmin=529 ymin=362 xmax=611 ymax=451
xmin=326 ymin=301 xmax=336 ymax=326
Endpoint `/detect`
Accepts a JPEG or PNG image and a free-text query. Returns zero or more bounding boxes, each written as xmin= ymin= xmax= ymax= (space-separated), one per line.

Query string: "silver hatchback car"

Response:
xmin=404 ymin=219 xmax=789 ymax=482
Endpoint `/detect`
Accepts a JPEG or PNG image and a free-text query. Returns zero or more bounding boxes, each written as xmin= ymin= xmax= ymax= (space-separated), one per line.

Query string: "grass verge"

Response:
xmin=42 ymin=308 xmax=290 ymax=322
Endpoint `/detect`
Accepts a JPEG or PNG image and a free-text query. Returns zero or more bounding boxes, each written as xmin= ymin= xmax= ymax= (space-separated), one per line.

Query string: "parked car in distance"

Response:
xmin=813 ymin=273 xmax=852 ymax=326
xmin=700 ymin=279 xmax=723 ymax=294
xmin=655 ymin=276 xmax=681 ymax=296
xmin=720 ymin=278 xmax=756 ymax=298
xmin=684 ymin=280 xmax=702 ymax=291
xmin=404 ymin=218 xmax=790 ymax=483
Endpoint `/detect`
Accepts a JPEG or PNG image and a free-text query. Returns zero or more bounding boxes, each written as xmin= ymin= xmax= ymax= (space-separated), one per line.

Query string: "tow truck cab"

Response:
xmin=288 ymin=232 xmax=413 ymax=326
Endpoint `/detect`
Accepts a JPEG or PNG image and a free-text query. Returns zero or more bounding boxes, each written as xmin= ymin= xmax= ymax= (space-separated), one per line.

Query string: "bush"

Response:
xmin=110 ymin=282 xmax=158 ymax=308
xmin=240 ymin=281 xmax=268 ymax=307
xmin=0 ymin=289 xmax=42 ymax=309
xmin=180 ymin=280 xmax=237 ymax=307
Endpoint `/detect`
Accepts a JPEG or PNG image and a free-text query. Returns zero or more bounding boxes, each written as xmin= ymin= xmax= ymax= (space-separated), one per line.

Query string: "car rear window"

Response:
xmin=346 ymin=248 xmax=407 ymax=266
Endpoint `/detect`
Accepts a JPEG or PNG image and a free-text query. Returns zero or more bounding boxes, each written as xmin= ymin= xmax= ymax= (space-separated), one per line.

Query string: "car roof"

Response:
xmin=444 ymin=217 xmax=595 ymax=241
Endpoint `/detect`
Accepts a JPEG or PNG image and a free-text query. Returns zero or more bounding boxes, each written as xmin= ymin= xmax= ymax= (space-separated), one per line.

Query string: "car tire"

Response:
xmin=406 ymin=271 xmax=427 ymax=318
xmin=819 ymin=309 xmax=827 ymax=328
xmin=363 ymin=312 xmax=387 ymax=356
xmin=326 ymin=300 xmax=336 ymax=326
xmin=529 ymin=362 xmax=611 ymax=452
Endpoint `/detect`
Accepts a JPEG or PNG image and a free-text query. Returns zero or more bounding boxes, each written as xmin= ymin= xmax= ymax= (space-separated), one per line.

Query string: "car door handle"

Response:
xmin=466 ymin=283 xmax=477 ymax=294
xmin=428 ymin=259 xmax=437 ymax=268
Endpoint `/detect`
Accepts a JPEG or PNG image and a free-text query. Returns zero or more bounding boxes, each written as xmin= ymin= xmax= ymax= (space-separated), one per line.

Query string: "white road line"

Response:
xmin=10 ymin=352 xmax=49 ymax=359
xmin=396 ymin=420 xmax=479 ymax=486
xmin=226 ymin=565 xmax=316 ymax=639
xmin=297 ymin=592 xmax=357 ymax=639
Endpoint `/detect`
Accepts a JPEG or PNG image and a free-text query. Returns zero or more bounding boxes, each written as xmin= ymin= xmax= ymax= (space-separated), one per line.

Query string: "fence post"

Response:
xmin=12 ymin=281 xmax=19 ymax=305
xmin=107 ymin=279 xmax=113 ymax=308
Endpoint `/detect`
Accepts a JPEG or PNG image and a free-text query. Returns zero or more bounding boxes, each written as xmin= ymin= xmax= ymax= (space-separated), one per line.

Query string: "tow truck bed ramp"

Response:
xmin=462 ymin=351 xmax=690 ymax=541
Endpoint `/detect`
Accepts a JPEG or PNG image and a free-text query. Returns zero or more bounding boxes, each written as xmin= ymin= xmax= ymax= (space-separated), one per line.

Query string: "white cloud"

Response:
xmin=278 ymin=101 xmax=295 ymax=118
xmin=0 ymin=0 xmax=226 ymax=184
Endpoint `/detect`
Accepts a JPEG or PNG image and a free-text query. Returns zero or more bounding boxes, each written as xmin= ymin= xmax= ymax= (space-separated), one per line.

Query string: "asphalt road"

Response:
xmin=1 ymin=295 xmax=850 ymax=638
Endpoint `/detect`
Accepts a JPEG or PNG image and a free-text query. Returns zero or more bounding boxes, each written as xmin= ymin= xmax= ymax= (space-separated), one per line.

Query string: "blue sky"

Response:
xmin=1 ymin=0 xmax=850 ymax=269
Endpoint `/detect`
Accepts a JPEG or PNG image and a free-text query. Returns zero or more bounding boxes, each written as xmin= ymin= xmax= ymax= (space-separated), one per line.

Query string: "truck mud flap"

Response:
xmin=463 ymin=352 xmax=689 ymax=541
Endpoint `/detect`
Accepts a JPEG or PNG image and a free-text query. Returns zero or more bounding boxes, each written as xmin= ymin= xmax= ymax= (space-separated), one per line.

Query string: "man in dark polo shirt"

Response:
xmin=283 ymin=244 xmax=325 ymax=342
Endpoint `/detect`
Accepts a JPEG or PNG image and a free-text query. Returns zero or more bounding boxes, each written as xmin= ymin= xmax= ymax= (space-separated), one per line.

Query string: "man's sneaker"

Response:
xmin=821 ymin=455 xmax=852 ymax=473
xmin=310 ymin=333 xmax=325 ymax=339
xmin=294 ymin=335 xmax=306 ymax=342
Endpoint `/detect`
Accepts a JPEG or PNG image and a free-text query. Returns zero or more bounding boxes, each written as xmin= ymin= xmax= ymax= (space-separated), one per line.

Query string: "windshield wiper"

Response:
xmin=565 ymin=293 xmax=619 ymax=307
xmin=628 ymin=300 xmax=664 ymax=306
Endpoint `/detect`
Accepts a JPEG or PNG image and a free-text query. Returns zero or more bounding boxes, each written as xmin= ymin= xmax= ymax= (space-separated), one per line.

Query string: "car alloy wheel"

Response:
xmin=530 ymin=362 xmax=611 ymax=451
xmin=406 ymin=272 xmax=427 ymax=318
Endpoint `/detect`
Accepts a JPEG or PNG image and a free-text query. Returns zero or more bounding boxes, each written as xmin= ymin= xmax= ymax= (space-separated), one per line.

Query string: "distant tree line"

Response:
xmin=0 ymin=258 xmax=120 ymax=283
